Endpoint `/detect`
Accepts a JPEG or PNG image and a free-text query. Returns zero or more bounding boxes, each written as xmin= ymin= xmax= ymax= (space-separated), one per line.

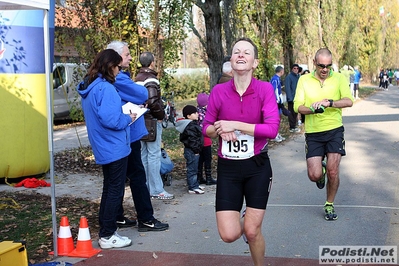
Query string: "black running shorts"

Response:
xmin=215 ymin=153 xmax=273 ymax=212
xmin=305 ymin=126 xmax=346 ymax=159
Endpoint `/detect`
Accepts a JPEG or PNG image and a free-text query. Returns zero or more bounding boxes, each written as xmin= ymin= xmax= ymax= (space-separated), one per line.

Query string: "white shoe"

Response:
xmin=189 ymin=188 xmax=205 ymax=194
xmin=98 ymin=232 xmax=132 ymax=249
xmin=271 ymin=134 xmax=284 ymax=142
xmin=151 ymin=191 xmax=174 ymax=200
xmin=115 ymin=231 xmax=129 ymax=240
xmin=271 ymin=136 xmax=282 ymax=142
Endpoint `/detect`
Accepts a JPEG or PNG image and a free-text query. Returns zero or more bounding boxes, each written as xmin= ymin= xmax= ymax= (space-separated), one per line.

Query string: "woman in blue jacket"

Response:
xmin=77 ymin=49 xmax=135 ymax=249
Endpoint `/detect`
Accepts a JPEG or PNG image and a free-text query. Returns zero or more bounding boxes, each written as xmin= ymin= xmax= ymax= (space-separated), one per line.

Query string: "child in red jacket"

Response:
xmin=196 ymin=93 xmax=217 ymax=185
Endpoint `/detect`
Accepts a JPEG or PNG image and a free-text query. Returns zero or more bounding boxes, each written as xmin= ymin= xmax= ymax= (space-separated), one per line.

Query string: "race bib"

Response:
xmin=221 ymin=131 xmax=255 ymax=160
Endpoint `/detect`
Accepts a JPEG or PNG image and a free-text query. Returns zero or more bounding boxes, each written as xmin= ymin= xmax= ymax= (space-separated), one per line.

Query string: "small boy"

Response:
xmin=175 ymin=105 xmax=205 ymax=194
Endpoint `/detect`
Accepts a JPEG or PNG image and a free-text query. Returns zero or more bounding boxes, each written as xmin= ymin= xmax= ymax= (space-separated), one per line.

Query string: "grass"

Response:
xmin=0 ymin=85 xmax=376 ymax=263
xmin=359 ymin=86 xmax=376 ymax=98
xmin=0 ymin=192 xmax=100 ymax=264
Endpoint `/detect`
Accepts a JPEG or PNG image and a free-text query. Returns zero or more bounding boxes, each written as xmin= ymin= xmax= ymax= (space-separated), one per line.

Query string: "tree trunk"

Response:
xmin=196 ymin=0 xmax=224 ymax=89
xmin=222 ymin=0 xmax=234 ymax=55
xmin=283 ymin=1 xmax=294 ymax=69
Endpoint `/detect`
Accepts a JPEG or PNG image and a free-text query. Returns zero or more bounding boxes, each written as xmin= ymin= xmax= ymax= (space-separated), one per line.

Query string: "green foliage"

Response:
xmin=55 ymin=0 xmax=140 ymax=69
xmin=137 ymin=0 xmax=190 ymax=75
xmin=165 ymin=73 xmax=210 ymax=100
xmin=68 ymin=100 xmax=84 ymax=122
xmin=54 ymin=0 xmax=399 ymax=86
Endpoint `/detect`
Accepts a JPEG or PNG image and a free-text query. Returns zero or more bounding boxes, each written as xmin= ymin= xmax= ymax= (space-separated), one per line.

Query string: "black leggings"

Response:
xmin=215 ymin=154 xmax=273 ymax=211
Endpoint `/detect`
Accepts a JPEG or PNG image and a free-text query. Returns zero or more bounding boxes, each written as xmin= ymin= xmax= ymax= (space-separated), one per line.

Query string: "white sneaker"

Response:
xmin=151 ymin=191 xmax=174 ymax=200
xmin=98 ymin=232 xmax=132 ymax=249
xmin=271 ymin=136 xmax=282 ymax=142
xmin=189 ymin=188 xmax=205 ymax=194
xmin=114 ymin=231 xmax=129 ymax=240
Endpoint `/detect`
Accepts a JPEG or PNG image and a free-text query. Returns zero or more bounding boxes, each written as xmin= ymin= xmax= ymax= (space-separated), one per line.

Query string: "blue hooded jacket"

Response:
xmin=114 ymin=71 xmax=149 ymax=143
xmin=77 ymin=76 xmax=132 ymax=165
xmin=285 ymin=71 xmax=300 ymax=102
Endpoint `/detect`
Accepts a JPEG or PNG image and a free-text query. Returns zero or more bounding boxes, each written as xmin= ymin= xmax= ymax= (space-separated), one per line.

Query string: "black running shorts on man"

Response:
xmin=305 ymin=126 xmax=346 ymax=159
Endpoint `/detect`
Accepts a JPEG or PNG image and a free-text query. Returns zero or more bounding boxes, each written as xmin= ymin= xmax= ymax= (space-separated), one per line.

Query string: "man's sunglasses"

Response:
xmin=316 ymin=63 xmax=332 ymax=69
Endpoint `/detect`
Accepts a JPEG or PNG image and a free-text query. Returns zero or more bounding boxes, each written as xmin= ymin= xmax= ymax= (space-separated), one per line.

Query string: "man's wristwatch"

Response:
xmin=328 ymin=99 xmax=333 ymax=107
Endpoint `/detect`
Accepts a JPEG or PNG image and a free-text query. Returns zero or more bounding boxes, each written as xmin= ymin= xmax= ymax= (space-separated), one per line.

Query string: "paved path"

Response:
xmin=49 ymin=87 xmax=399 ymax=265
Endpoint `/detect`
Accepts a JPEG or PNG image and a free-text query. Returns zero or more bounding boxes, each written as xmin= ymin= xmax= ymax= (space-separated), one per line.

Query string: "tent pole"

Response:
xmin=44 ymin=8 xmax=58 ymax=258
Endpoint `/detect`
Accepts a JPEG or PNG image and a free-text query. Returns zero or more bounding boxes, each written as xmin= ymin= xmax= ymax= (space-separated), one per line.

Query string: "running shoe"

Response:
xmin=189 ymin=188 xmax=205 ymax=194
xmin=116 ymin=217 xmax=137 ymax=228
xmin=271 ymin=133 xmax=285 ymax=142
xmin=271 ymin=136 xmax=282 ymax=142
xmin=316 ymin=160 xmax=327 ymax=189
xmin=98 ymin=232 xmax=132 ymax=249
xmin=289 ymin=127 xmax=301 ymax=133
xmin=324 ymin=203 xmax=338 ymax=221
xmin=151 ymin=191 xmax=174 ymax=200
xmin=138 ymin=219 xmax=169 ymax=232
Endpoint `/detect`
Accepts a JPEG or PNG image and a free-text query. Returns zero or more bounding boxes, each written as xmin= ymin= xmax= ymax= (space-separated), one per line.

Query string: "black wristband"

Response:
xmin=328 ymin=99 xmax=333 ymax=107
xmin=315 ymin=106 xmax=325 ymax=113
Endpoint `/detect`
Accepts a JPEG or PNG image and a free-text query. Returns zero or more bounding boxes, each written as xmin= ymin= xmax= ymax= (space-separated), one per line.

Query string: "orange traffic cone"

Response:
xmin=68 ymin=216 xmax=101 ymax=258
xmin=49 ymin=216 xmax=74 ymax=256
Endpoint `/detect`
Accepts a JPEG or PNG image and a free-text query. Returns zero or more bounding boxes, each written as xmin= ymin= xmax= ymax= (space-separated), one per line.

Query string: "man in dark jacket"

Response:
xmin=135 ymin=52 xmax=174 ymax=200
xmin=285 ymin=63 xmax=301 ymax=132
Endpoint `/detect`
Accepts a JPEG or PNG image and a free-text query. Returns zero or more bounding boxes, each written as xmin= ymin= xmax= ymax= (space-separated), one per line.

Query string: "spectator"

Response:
xmin=340 ymin=65 xmax=355 ymax=99
xmin=339 ymin=65 xmax=354 ymax=88
xmin=217 ymin=61 xmax=233 ymax=84
xmin=394 ymin=69 xmax=399 ymax=86
xmin=388 ymin=69 xmax=394 ymax=85
xmin=135 ymin=52 xmax=174 ymax=200
xmin=270 ymin=66 xmax=286 ymax=142
xmin=285 ymin=63 xmax=301 ymax=133
xmin=196 ymin=92 xmax=217 ymax=185
xmin=77 ymin=49 xmax=134 ymax=249
xmin=378 ymin=68 xmax=384 ymax=89
xmin=353 ymin=65 xmax=362 ymax=98
xmin=106 ymin=41 xmax=169 ymax=232
xmin=175 ymin=105 xmax=205 ymax=194
xmin=381 ymin=69 xmax=389 ymax=91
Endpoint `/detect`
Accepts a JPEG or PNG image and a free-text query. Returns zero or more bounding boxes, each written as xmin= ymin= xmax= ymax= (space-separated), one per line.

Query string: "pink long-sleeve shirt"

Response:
xmin=203 ymin=78 xmax=280 ymax=158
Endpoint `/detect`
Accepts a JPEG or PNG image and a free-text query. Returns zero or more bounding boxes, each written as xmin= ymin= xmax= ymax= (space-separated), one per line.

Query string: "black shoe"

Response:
xmin=198 ymin=178 xmax=207 ymax=184
xmin=138 ymin=219 xmax=169 ymax=232
xmin=116 ymin=217 xmax=137 ymax=228
xmin=206 ymin=177 xmax=217 ymax=185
